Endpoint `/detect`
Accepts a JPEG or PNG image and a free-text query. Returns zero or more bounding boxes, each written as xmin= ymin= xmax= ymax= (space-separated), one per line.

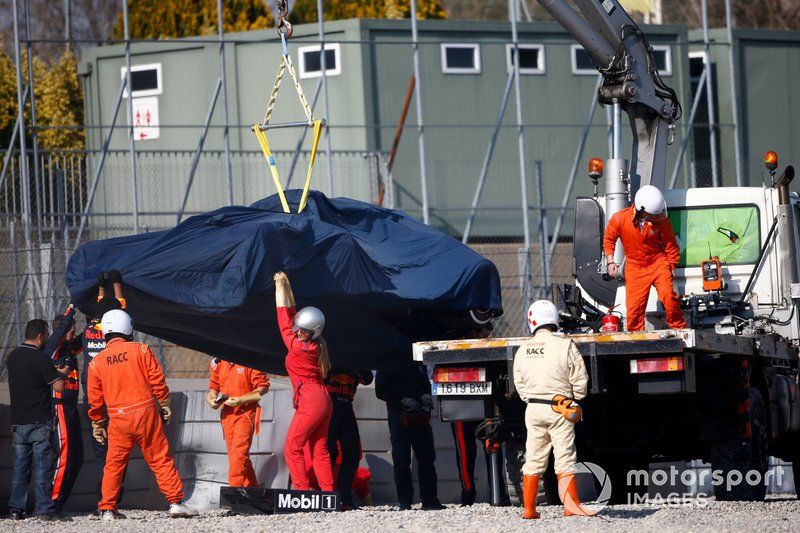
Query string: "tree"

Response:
xmin=0 ymin=50 xmax=17 ymax=148
xmin=290 ymin=0 xmax=447 ymax=25
xmin=111 ymin=0 xmax=274 ymax=39
xmin=0 ymin=48 xmax=84 ymax=150
xmin=35 ymin=51 xmax=84 ymax=150
xmin=0 ymin=0 xmax=120 ymax=61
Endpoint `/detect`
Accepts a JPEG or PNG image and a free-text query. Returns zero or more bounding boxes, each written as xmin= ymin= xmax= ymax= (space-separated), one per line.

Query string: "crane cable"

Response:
xmin=251 ymin=0 xmax=324 ymax=214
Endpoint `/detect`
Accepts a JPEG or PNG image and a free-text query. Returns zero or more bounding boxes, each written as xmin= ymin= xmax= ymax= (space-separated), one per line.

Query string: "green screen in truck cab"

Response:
xmin=667 ymin=205 xmax=761 ymax=267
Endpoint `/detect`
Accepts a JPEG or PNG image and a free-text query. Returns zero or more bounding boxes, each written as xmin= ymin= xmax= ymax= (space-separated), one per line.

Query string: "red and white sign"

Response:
xmin=130 ymin=96 xmax=160 ymax=141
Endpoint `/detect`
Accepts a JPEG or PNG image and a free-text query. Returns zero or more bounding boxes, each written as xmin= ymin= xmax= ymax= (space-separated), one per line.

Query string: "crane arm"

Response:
xmin=536 ymin=0 xmax=682 ymax=190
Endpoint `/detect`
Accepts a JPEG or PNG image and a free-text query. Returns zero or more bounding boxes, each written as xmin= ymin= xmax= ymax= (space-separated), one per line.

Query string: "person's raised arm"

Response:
xmin=43 ymin=305 xmax=76 ymax=359
xmin=274 ymin=272 xmax=297 ymax=350
xmin=106 ymin=270 xmax=127 ymax=309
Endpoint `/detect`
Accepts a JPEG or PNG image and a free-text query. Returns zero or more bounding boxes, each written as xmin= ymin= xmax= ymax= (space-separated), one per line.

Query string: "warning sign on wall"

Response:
xmin=130 ymin=96 xmax=160 ymax=141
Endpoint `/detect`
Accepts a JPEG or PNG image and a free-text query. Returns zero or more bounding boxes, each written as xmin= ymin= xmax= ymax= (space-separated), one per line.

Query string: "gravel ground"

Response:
xmin=3 ymin=497 xmax=799 ymax=533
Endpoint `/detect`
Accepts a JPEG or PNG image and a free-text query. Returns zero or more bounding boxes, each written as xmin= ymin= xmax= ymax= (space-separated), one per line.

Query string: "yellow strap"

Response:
xmin=298 ymin=119 xmax=323 ymax=213
xmin=253 ymin=126 xmax=290 ymax=214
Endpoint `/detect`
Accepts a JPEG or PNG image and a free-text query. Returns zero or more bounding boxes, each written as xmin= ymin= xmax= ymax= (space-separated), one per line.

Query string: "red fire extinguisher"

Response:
xmin=601 ymin=306 xmax=622 ymax=332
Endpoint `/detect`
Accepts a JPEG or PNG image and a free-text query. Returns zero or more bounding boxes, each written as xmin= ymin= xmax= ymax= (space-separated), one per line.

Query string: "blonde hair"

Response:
xmin=317 ymin=337 xmax=331 ymax=379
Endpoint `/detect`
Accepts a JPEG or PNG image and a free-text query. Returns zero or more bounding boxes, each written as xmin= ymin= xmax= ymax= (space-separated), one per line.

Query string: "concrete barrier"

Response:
xmin=1 ymin=379 xmax=793 ymax=512
xmin=0 ymin=378 xmax=485 ymax=512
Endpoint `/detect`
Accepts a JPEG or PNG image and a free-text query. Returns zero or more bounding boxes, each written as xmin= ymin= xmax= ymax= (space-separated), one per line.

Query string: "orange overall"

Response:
xmin=87 ymin=338 xmax=184 ymax=510
xmin=603 ymin=205 xmax=686 ymax=331
xmin=208 ymin=359 xmax=270 ymax=487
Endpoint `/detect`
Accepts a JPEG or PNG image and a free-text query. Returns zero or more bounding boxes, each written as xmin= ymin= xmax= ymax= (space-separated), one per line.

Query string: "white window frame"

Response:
xmin=440 ymin=43 xmax=481 ymax=75
xmin=297 ymin=43 xmax=341 ymax=79
xmin=120 ymin=63 xmax=162 ymax=98
xmin=650 ymin=45 xmax=673 ymax=76
xmin=570 ymin=44 xmax=597 ymax=76
xmin=570 ymin=44 xmax=673 ymax=76
xmin=505 ymin=43 xmax=545 ymax=75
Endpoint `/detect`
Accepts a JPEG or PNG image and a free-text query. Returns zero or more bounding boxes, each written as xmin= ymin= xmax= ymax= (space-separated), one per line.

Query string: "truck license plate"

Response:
xmin=432 ymin=382 xmax=492 ymax=396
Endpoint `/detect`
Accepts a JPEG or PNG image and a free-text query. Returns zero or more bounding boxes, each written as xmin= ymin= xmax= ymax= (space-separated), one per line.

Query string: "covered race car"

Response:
xmin=66 ymin=190 xmax=502 ymax=373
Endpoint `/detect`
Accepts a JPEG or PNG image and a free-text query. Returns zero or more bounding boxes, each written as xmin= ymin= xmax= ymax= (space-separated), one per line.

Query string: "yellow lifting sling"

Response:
xmin=252 ymin=24 xmax=325 ymax=214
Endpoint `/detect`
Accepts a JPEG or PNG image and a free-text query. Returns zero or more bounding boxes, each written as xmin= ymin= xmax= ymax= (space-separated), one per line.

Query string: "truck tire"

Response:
xmin=710 ymin=387 xmax=769 ymax=502
xmin=501 ymin=442 xmax=559 ymax=506
xmin=502 ymin=438 xmax=525 ymax=506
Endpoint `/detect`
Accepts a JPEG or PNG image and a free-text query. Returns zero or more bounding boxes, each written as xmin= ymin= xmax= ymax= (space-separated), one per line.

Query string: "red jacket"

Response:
xmin=277 ymin=306 xmax=324 ymax=388
xmin=603 ymin=205 xmax=681 ymax=268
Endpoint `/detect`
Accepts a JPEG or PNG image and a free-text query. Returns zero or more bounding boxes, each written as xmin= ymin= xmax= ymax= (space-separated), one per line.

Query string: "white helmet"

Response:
xmin=527 ymin=300 xmax=559 ymax=335
xmin=294 ymin=306 xmax=325 ymax=339
xmin=634 ymin=185 xmax=667 ymax=220
xmin=101 ymin=309 xmax=133 ymax=337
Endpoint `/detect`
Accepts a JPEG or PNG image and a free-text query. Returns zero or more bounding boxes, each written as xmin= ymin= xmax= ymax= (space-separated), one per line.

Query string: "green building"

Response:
xmin=79 ymin=19 xmax=798 ymax=239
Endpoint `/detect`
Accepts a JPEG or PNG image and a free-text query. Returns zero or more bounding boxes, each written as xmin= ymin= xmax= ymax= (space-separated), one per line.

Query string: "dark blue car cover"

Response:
xmin=66 ymin=190 xmax=502 ymax=374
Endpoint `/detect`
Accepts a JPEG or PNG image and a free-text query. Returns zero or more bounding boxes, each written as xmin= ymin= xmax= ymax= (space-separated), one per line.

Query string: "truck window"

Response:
xmin=668 ymin=205 xmax=760 ymax=267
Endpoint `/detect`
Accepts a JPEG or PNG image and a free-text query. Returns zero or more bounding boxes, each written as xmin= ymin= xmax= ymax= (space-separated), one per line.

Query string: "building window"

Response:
xmin=505 ymin=44 xmax=545 ymax=74
xmin=650 ymin=45 xmax=672 ymax=76
xmin=441 ymin=43 xmax=481 ymax=74
xmin=120 ymin=63 xmax=162 ymax=98
xmin=298 ymin=43 xmax=341 ymax=79
xmin=571 ymin=44 xmax=672 ymax=76
xmin=571 ymin=44 xmax=597 ymax=75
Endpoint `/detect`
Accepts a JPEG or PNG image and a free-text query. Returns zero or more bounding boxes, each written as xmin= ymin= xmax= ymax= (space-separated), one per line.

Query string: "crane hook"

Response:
xmin=274 ymin=0 xmax=293 ymax=39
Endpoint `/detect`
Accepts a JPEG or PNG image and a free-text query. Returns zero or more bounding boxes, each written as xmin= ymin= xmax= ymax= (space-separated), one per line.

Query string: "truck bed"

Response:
xmin=412 ymin=328 xmax=795 ymax=363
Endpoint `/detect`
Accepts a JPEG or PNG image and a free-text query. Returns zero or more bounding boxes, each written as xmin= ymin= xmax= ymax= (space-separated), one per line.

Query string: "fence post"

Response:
xmin=410 ymin=0 xmax=430 ymax=225
xmin=518 ymin=247 xmax=532 ymax=336
xmin=122 ymin=0 xmax=140 ymax=234
xmin=510 ymin=0 xmax=530 ymax=249
xmin=10 ymin=221 xmax=22 ymax=344
xmin=534 ymin=161 xmax=550 ymax=297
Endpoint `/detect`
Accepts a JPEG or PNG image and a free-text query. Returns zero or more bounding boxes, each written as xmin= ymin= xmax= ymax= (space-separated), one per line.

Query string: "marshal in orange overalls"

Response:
xmin=603 ymin=205 xmax=686 ymax=331
xmin=87 ymin=338 xmax=184 ymax=511
xmin=208 ymin=359 xmax=270 ymax=487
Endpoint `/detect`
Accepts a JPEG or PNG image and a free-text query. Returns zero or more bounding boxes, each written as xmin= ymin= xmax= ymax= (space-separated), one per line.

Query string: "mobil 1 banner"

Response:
xmin=273 ymin=489 xmax=339 ymax=513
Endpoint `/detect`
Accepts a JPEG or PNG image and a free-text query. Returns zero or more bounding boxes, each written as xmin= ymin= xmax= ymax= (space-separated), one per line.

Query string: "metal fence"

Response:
xmin=0 ymin=146 xmax=571 ymax=378
xmin=0 ymin=148 xmax=384 ymax=378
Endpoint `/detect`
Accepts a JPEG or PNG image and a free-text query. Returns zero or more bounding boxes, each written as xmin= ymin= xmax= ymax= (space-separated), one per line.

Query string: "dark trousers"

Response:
xmin=9 ymin=423 xmax=55 ymax=515
xmin=51 ymin=403 xmax=84 ymax=511
xmin=327 ymin=399 xmax=360 ymax=505
xmin=451 ymin=420 xmax=507 ymax=505
xmin=387 ymin=405 xmax=438 ymax=506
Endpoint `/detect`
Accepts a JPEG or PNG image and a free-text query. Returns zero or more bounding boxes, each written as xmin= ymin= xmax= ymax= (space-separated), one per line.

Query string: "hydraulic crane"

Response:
xmin=537 ymin=0 xmax=681 ymax=193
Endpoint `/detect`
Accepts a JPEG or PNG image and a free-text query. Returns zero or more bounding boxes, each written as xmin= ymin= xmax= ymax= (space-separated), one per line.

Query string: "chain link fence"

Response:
xmin=0 ymin=148 xmax=382 ymax=379
xmin=0 ymin=146 xmax=579 ymax=377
